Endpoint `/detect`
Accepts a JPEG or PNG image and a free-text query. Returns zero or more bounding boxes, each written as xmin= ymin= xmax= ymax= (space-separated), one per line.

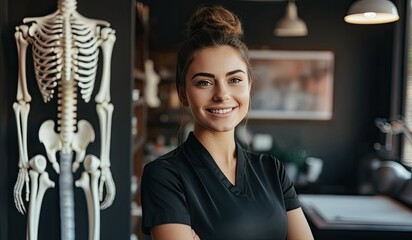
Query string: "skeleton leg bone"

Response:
xmin=76 ymin=155 xmax=101 ymax=240
xmin=33 ymin=172 xmax=54 ymax=239
xmin=27 ymin=155 xmax=55 ymax=240
xmin=28 ymin=170 xmax=38 ymax=240
xmin=75 ymin=172 xmax=93 ymax=240
xmin=88 ymin=156 xmax=101 ymax=240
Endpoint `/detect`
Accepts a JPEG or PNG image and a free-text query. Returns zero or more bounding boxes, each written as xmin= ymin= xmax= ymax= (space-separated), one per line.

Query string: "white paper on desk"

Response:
xmin=299 ymin=194 xmax=412 ymax=225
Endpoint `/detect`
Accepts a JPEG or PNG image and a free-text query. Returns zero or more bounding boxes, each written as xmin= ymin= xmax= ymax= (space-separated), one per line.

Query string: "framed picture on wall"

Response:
xmin=248 ymin=50 xmax=334 ymax=120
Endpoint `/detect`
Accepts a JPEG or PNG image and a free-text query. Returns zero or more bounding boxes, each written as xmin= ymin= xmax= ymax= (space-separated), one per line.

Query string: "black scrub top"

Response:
xmin=141 ymin=132 xmax=301 ymax=240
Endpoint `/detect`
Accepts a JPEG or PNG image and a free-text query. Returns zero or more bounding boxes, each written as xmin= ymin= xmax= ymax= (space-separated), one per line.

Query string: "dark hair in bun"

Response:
xmin=187 ymin=6 xmax=244 ymax=39
xmin=175 ymin=5 xmax=252 ymax=102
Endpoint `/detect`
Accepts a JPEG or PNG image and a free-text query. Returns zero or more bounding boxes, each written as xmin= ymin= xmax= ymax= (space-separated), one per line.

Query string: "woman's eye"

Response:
xmin=196 ymin=80 xmax=212 ymax=87
xmin=229 ymin=77 xmax=242 ymax=84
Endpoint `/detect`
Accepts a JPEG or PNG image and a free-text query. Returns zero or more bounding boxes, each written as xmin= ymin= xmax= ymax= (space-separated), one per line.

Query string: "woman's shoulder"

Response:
xmin=141 ymin=150 xmax=182 ymax=190
xmin=143 ymin=147 xmax=188 ymax=176
xmin=240 ymin=146 xmax=278 ymax=161
xmin=145 ymin=147 xmax=183 ymax=167
xmin=240 ymin=146 xmax=283 ymax=168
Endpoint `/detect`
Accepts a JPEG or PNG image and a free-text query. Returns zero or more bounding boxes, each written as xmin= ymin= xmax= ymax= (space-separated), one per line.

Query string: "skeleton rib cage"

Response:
xmin=28 ymin=13 xmax=105 ymax=143
xmin=29 ymin=13 xmax=102 ymax=103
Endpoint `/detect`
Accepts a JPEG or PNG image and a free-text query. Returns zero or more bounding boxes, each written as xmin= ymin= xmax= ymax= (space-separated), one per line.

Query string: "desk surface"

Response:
xmin=299 ymin=194 xmax=412 ymax=231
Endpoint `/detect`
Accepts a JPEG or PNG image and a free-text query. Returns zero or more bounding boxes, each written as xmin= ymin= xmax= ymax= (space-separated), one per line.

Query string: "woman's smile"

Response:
xmin=206 ymin=106 xmax=237 ymax=115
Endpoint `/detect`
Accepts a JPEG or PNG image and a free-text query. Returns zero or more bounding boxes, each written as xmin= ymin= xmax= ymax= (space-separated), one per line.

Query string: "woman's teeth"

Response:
xmin=210 ymin=108 xmax=233 ymax=114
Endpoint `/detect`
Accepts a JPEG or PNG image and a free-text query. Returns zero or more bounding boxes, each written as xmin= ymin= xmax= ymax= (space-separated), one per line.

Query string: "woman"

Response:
xmin=141 ymin=5 xmax=314 ymax=240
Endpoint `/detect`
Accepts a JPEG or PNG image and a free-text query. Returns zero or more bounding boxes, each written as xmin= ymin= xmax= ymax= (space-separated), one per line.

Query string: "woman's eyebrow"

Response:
xmin=226 ymin=69 xmax=245 ymax=76
xmin=191 ymin=72 xmax=215 ymax=80
xmin=191 ymin=69 xmax=245 ymax=80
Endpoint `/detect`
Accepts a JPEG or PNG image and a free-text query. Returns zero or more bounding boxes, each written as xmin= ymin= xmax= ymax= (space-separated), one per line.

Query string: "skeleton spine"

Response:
xmin=57 ymin=12 xmax=77 ymax=240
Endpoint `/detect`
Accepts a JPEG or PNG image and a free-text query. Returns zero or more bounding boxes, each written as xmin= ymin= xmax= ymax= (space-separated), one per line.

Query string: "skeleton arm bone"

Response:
xmin=96 ymin=103 xmax=115 ymax=209
xmin=92 ymin=27 xmax=116 ymax=209
xmin=15 ymin=26 xmax=32 ymax=103
xmin=13 ymin=25 xmax=33 ymax=214
xmin=99 ymin=167 xmax=115 ymax=209
xmin=95 ymin=27 xmax=115 ymax=104
xmin=13 ymin=103 xmax=30 ymax=170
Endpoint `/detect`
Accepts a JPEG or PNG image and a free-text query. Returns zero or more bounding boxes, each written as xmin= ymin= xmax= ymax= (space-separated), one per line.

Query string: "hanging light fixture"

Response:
xmin=274 ymin=0 xmax=308 ymax=37
xmin=344 ymin=0 xmax=399 ymax=24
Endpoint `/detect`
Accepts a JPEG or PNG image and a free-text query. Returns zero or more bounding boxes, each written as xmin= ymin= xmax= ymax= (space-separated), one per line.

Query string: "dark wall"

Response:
xmin=142 ymin=0 xmax=405 ymax=192
xmin=1 ymin=0 xmax=134 ymax=239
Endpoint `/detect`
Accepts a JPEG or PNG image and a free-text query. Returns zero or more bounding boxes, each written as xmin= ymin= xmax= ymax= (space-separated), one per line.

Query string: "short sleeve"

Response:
xmin=140 ymin=160 xmax=191 ymax=235
xmin=274 ymin=157 xmax=302 ymax=211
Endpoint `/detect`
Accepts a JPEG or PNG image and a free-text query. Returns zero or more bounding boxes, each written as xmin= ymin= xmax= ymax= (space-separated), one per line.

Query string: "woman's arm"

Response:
xmin=286 ymin=207 xmax=314 ymax=240
xmin=151 ymin=224 xmax=200 ymax=240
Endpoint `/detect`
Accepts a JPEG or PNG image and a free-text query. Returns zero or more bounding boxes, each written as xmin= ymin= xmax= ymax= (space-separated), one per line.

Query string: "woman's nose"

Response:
xmin=213 ymin=83 xmax=230 ymax=102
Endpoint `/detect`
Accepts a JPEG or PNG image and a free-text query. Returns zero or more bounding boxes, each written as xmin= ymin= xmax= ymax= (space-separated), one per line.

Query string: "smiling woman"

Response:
xmin=140 ymin=5 xmax=314 ymax=240
xmin=184 ymin=46 xmax=251 ymax=134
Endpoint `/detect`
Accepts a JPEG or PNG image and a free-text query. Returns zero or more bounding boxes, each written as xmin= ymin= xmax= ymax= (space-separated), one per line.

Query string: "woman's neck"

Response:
xmin=193 ymin=128 xmax=237 ymax=166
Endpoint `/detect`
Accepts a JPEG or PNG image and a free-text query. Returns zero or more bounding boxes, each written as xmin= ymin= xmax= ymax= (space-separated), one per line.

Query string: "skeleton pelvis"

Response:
xmin=39 ymin=119 xmax=95 ymax=170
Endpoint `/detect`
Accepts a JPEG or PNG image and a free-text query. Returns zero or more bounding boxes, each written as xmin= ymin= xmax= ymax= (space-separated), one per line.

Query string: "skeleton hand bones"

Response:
xmin=99 ymin=166 xmax=115 ymax=209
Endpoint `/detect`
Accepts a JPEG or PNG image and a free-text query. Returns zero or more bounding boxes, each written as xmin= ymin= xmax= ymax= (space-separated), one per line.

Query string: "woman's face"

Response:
xmin=184 ymin=45 xmax=251 ymax=133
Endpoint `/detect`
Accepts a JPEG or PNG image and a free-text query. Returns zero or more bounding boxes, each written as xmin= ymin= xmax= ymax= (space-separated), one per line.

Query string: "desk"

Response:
xmin=299 ymin=194 xmax=412 ymax=240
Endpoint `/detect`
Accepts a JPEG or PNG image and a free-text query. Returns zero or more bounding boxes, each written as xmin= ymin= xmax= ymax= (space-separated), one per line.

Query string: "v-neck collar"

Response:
xmin=183 ymin=132 xmax=246 ymax=196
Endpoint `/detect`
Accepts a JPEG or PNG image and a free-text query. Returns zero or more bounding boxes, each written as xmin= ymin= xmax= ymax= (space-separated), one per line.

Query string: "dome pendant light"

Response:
xmin=274 ymin=0 xmax=308 ymax=37
xmin=344 ymin=0 xmax=399 ymax=24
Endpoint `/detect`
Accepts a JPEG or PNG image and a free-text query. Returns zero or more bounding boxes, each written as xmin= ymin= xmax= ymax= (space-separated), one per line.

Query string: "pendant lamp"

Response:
xmin=344 ymin=0 xmax=399 ymax=24
xmin=274 ymin=0 xmax=308 ymax=36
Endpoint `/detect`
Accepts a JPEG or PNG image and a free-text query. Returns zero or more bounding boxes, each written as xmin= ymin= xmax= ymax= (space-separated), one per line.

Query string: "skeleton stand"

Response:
xmin=13 ymin=0 xmax=116 ymax=239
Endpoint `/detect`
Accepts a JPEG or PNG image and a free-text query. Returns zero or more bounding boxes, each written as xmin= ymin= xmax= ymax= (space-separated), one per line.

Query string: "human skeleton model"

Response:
xmin=13 ymin=0 xmax=116 ymax=239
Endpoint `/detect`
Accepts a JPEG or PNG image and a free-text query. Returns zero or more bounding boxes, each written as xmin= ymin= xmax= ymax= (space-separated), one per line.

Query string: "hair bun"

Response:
xmin=188 ymin=6 xmax=243 ymax=38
